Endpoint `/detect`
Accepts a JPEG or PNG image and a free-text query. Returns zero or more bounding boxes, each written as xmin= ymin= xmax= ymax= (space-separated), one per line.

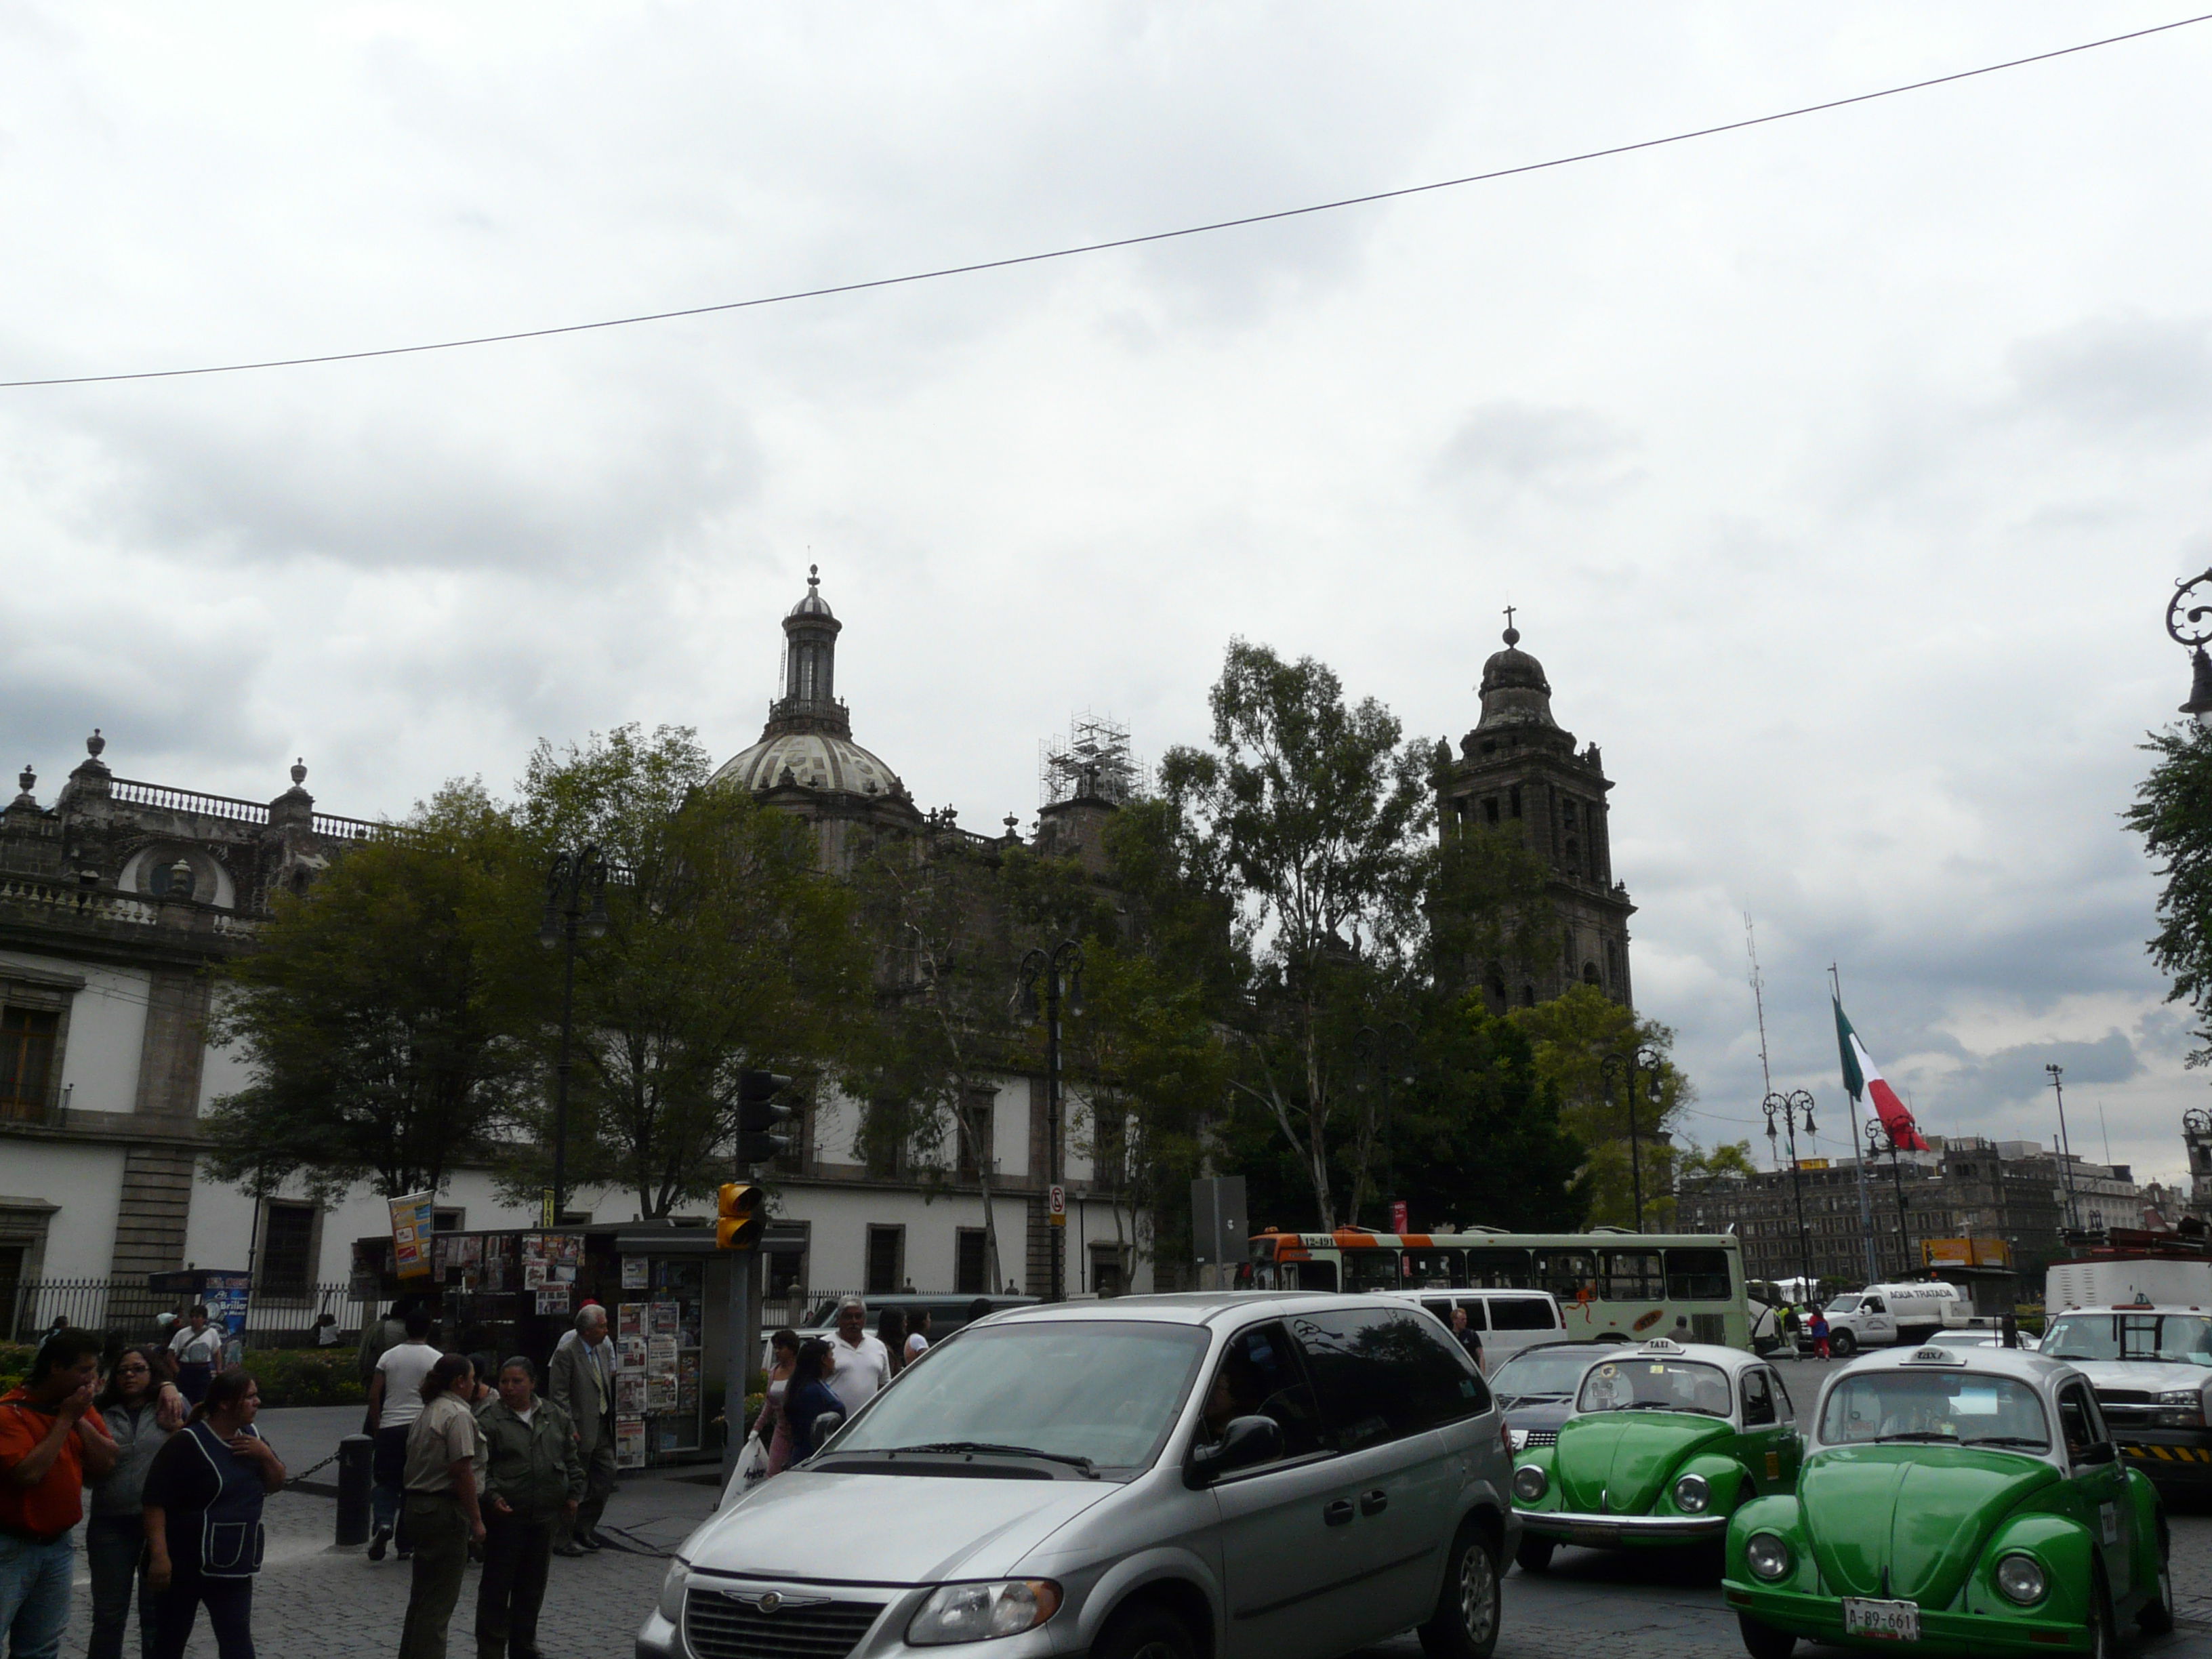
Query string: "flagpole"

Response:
xmin=1832 ymin=964 xmax=1881 ymax=1285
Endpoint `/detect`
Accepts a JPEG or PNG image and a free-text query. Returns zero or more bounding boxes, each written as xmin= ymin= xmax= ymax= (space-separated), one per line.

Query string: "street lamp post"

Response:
xmin=1601 ymin=1046 xmax=1663 ymax=1233
xmin=1354 ymin=1020 xmax=1416 ymax=1227
xmin=2046 ymin=1063 xmax=2081 ymax=1233
xmin=1864 ymin=1118 xmax=1914 ymax=1278
xmin=1016 ymin=941 xmax=1084 ymax=1302
xmin=2167 ymin=569 xmax=2212 ymax=727
xmin=1761 ymin=1089 xmax=1818 ymax=1298
xmin=538 ymin=844 xmax=609 ymax=1227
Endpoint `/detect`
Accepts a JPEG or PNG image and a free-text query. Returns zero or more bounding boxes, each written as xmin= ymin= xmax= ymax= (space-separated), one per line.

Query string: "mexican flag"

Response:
xmin=1834 ymin=998 xmax=1929 ymax=1151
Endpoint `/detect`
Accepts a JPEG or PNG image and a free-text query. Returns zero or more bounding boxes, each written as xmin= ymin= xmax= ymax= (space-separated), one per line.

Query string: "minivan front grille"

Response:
xmin=684 ymin=1590 xmax=886 ymax=1659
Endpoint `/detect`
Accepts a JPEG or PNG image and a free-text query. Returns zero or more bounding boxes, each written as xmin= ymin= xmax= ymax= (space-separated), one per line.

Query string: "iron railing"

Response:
xmin=1 ymin=1278 xmax=375 ymax=1348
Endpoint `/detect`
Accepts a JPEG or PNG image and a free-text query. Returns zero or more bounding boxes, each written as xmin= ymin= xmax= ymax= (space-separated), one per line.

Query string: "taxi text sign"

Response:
xmin=389 ymin=1190 xmax=436 ymax=1280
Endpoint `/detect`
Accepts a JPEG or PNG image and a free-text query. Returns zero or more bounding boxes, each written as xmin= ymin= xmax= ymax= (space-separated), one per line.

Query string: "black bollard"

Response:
xmin=335 ymin=1433 xmax=374 ymax=1548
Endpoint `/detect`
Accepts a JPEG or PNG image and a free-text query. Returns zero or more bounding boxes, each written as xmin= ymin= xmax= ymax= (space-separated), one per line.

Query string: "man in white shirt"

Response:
xmin=825 ymin=1296 xmax=890 ymax=1414
xmin=367 ymin=1308 xmax=443 ymax=1561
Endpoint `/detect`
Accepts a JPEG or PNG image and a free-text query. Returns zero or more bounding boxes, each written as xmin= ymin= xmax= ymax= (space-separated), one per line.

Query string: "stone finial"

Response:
xmin=165 ymin=858 xmax=195 ymax=901
xmin=1004 ymin=813 xmax=1020 ymax=838
xmin=86 ymin=729 xmax=106 ymax=759
xmin=16 ymin=764 xmax=33 ymax=797
xmin=291 ymin=758 xmax=307 ymax=785
xmin=808 ymin=563 xmax=820 ymax=588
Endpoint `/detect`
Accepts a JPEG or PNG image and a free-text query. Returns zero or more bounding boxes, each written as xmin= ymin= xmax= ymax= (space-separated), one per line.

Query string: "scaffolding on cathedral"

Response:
xmin=1040 ymin=712 xmax=1144 ymax=807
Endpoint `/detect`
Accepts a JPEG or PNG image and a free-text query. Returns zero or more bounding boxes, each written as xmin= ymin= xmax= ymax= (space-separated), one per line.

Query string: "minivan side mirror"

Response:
xmin=1186 ymin=1415 xmax=1284 ymax=1488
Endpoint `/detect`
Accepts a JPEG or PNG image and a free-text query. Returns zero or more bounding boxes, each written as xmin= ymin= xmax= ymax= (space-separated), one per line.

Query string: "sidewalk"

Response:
xmin=66 ymin=1429 xmax=720 ymax=1658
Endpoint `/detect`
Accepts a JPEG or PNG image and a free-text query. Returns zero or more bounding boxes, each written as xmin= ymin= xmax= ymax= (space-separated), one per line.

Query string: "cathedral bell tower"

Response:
xmin=1435 ymin=616 xmax=1635 ymax=1009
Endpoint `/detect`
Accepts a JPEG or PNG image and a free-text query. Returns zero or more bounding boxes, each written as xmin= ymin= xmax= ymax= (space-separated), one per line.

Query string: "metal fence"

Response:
xmin=3 ymin=1279 xmax=377 ymax=1349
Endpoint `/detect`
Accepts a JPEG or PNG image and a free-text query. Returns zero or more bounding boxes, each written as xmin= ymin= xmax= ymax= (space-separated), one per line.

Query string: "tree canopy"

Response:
xmin=2127 ymin=723 xmax=2212 ymax=1066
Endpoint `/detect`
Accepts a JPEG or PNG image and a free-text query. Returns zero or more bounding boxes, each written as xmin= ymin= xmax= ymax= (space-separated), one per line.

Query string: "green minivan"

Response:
xmin=1725 ymin=1344 xmax=2170 ymax=1657
xmin=1509 ymin=1337 xmax=1803 ymax=1572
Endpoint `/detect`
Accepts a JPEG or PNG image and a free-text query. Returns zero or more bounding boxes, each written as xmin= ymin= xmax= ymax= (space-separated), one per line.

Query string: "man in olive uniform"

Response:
xmin=546 ymin=1306 xmax=616 ymax=1555
xmin=474 ymin=1357 xmax=585 ymax=1659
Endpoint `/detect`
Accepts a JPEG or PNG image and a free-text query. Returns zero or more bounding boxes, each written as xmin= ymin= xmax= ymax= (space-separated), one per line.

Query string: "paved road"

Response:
xmin=56 ymin=1373 xmax=2212 ymax=1658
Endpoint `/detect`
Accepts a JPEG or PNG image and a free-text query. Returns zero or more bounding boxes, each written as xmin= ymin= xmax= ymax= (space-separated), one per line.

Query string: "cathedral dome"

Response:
xmin=709 ymin=729 xmax=904 ymax=798
xmin=1475 ymin=623 xmax=1560 ymax=733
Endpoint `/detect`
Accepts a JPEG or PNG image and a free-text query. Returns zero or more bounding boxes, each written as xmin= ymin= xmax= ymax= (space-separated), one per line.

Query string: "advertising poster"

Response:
xmin=552 ymin=1233 xmax=581 ymax=1265
xmin=535 ymin=1284 xmax=571 ymax=1315
xmin=647 ymin=1334 xmax=678 ymax=1374
xmin=621 ymin=1256 xmax=649 ymax=1290
xmin=648 ymin=1374 xmax=678 ymax=1412
xmin=617 ymin=1374 xmax=647 ymax=1414
xmin=615 ymin=1416 xmax=647 ymax=1469
xmin=617 ymin=1303 xmax=644 ymax=1340
xmin=649 ymin=1302 xmax=679 ymax=1338
xmin=619 ymin=1336 xmax=647 ymax=1372
xmin=523 ymin=1262 xmax=547 ymax=1290
xmin=677 ymin=1353 xmax=700 ymax=1413
xmin=388 ymin=1191 xmax=436 ymax=1281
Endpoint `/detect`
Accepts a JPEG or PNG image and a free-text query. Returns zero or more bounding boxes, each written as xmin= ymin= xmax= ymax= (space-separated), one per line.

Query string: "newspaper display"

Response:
xmin=615 ymin=1416 xmax=647 ymax=1469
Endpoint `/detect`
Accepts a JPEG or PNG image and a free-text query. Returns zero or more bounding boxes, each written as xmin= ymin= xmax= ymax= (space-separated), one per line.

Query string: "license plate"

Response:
xmin=1842 ymin=1598 xmax=1921 ymax=1641
xmin=1568 ymin=1525 xmax=1622 ymax=1548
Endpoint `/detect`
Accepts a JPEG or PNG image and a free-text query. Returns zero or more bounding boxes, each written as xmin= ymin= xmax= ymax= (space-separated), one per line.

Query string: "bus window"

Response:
xmin=1601 ymin=1250 xmax=1664 ymax=1301
xmin=1664 ymin=1248 xmax=1733 ymax=1300
xmin=1399 ymin=1248 xmax=1465 ymax=1288
xmin=1464 ymin=1248 xmax=1533 ymax=1289
xmin=1294 ymin=1261 xmax=1339 ymax=1292
xmin=1534 ymin=1250 xmax=1595 ymax=1301
xmin=1341 ymin=1249 xmax=1399 ymax=1293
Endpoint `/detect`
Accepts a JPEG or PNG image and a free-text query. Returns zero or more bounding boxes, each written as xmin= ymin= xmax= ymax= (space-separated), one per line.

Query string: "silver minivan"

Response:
xmin=640 ymin=1292 xmax=1519 ymax=1659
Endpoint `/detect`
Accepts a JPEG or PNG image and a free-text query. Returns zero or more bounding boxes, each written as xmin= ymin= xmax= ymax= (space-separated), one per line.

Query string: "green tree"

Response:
xmin=1160 ymin=640 xmax=1432 ymax=1229
xmin=2125 ymin=723 xmax=2212 ymax=1065
xmin=1507 ymin=983 xmax=1694 ymax=1229
xmin=204 ymin=782 xmax=539 ymax=1203
xmin=505 ymin=724 xmax=867 ymax=1218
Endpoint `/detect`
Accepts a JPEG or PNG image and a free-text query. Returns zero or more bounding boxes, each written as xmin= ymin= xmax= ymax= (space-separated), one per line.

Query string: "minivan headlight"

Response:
xmin=907 ymin=1580 xmax=1063 ymax=1645
xmin=657 ymin=1557 xmax=688 ymax=1623
xmin=1745 ymin=1533 xmax=1792 ymax=1582
xmin=1512 ymin=1465 xmax=1549 ymax=1502
xmin=1672 ymin=1473 xmax=1711 ymax=1514
xmin=1994 ymin=1553 xmax=2047 ymax=1605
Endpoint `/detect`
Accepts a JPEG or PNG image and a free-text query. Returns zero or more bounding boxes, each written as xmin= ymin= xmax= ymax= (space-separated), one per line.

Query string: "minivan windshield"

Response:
xmin=823 ymin=1320 xmax=1210 ymax=1476
xmin=1492 ymin=1348 xmax=1605 ymax=1404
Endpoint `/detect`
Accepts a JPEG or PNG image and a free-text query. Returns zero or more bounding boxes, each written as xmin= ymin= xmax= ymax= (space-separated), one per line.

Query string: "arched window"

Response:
xmin=1564 ymin=836 xmax=1580 ymax=873
xmin=1483 ymin=797 xmax=1500 ymax=825
xmin=1509 ymin=785 xmax=1523 ymax=819
xmin=1520 ymin=985 xmax=1536 ymax=1007
xmin=1582 ymin=962 xmax=1601 ymax=987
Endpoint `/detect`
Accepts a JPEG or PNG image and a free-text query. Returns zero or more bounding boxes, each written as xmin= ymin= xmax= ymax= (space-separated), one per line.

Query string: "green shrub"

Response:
xmin=239 ymin=1347 xmax=365 ymax=1408
xmin=0 ymin=1341 xmax=33 ymax=1395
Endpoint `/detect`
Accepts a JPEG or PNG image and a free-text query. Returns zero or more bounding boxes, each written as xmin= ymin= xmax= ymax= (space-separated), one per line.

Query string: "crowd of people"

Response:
xmin=740 ymin=1295 xmax=976 ymax=1477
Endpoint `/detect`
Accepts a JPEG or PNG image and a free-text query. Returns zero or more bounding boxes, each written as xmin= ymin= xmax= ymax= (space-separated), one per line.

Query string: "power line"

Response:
xmin=4 ymin=12 xmax=2207 ymax=392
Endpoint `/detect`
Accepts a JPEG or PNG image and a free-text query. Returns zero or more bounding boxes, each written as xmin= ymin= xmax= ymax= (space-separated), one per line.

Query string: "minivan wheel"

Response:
xmin=1419 ymin=1526 xmax=1500 ymax=1659
xmin=1092 ymin=1603 xmax=1197 ymax=1659
xmin=1515 ymin=1536 xmax=1555 ymax=1574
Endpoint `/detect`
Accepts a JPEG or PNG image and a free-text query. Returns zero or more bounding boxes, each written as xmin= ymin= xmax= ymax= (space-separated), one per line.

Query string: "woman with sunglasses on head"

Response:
xmin=85 ymin=1347 xmax=186 ymax=1659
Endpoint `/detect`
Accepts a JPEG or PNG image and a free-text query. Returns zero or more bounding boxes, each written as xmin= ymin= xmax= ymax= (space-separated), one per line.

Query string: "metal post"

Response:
xmin=1625 ymin=1053 xmax=1643 ymax=1233
xmin=1046 ymin=964 xmax=1063 ymax=1304
xmin=1891 ymin=1139 xmax=1911 ymax=1275
xmin=335 ymin=1433 xmax=373 ymax=1547
xmin=1765 ymin=1092 xmax=1817 ymax=1300
xmin=550 ymin=914 xmax=577 ymax=1225
xmin=719 ymin=1246 xmax=759 ymax=1495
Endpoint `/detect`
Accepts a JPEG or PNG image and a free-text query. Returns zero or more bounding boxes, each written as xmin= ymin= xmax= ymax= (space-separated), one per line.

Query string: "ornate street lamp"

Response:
xmin=539 ymin=844 xmax=609 ymax=1226
xmin=2167 ymin=569 xmax=2212 ymax=728
xmin=1015 ymin=941 xmax=1084 ymax=1301
xmin=1864 ymin=1117 xmax=1915 ymax=1278
xmin=1761 ymin=1090 xmax=1818 ymax=1298
xmin=1600 ymin=1046 xmax=1664 ymax=1233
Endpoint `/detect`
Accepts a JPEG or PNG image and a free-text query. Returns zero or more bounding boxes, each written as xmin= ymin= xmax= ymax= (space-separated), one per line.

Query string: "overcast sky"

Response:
xmin=6 ymin=4 xmax=2209 ymax=1185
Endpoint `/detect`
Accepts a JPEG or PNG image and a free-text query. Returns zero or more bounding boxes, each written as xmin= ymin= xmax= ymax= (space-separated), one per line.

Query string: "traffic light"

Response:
xmin=716 ymin=1182 xmax=764 ymax=1250
xmin=737 ymin=1069 xmax=796 ymax=1166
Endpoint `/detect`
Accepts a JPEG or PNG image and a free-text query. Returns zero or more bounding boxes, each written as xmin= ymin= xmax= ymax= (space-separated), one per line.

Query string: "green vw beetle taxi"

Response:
xmin=1510 ymin=1337 xmax=1803 ymax=1572
xmin=1725 ymin=1344 xmax=2171 ymax=1658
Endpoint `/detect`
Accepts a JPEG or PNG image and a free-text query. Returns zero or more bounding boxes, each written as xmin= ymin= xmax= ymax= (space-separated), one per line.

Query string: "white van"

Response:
xmin=1819 ymin=1280 xmax=1967 ymax=1355
xmin=1387 ymin=1289 xmax=1565 ymax=1370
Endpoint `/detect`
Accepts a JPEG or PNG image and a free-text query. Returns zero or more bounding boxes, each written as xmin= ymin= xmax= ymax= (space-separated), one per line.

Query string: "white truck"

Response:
xmin=1818 ymin=1279 xmax=1970 ymax=1355
xmin=2046 ymin=1256 xmax=2212 ymax=1313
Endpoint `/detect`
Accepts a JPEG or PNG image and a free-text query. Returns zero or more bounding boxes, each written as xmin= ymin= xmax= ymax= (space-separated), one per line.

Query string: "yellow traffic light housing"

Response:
xmin=716 ymin=1182 xmax=764 ymax=1250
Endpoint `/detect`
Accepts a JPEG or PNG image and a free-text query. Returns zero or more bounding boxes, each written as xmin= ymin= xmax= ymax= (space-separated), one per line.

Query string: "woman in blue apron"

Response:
xmin=142 ymin=1368 xmax=287 ymax=1659
xmin=166 ymin=1307 xmax=224 ymax=1406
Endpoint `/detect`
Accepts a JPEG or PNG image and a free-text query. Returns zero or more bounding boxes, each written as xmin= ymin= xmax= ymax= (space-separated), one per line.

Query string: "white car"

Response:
xmin=2039 ymin=1305 xmax=2212 ymax=1496
xmin=1385 ymin=1289 xmax=1566 ymax=1370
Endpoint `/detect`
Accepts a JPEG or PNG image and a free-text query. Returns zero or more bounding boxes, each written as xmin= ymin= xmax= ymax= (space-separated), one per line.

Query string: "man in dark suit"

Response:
xmin=546 ymin=1306 xmax=616 ymax=1555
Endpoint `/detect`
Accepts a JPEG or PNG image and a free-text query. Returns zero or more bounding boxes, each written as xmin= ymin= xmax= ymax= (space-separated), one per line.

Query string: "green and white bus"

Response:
xmin=1240 ymin=1225 xmax=1752 ymax=1348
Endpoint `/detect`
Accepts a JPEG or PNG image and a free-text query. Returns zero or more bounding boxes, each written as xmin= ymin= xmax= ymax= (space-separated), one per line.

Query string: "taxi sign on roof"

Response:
xmin=1904 ymin=1345 xmax=1967 ymax=1365
xmin=1639 ymin=1337 xmax=1683 ymax=1354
